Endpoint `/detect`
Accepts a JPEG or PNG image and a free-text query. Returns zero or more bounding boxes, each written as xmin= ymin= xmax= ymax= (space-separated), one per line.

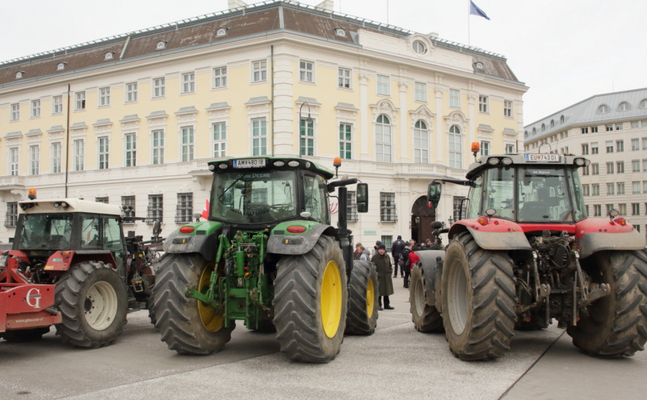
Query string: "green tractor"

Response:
xmin=153 ymin=157 xmax=378 ymax=363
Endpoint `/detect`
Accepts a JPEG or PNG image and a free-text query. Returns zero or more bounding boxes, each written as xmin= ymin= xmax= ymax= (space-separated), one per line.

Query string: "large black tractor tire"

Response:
xmin=567 ymin=250 xmax=647 ymax=357
xmin=55 ymin=261 xmax=128 ymax=348
xmin=345 ymin=260 xmax=379 ymax=335
xmin=153 ymin=254 xmax=235 ymax=355
xmin=2 ymin=327 xmax=50 ymax=342
xmin=146 ymin=296 xmax=157 ymax=326
xmin=441 ymin=232 xmax=517 ymax=360
xmin=410 ymin=263 xmax=443 ymax=333
xmin=273 ymin=235 xmax=348 ymax=363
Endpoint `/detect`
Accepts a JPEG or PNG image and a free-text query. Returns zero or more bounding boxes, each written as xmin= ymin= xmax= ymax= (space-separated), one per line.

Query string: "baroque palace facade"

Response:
xmin=0 ymin=0 xmax=527 ymax=247
xmin=524 ymin=88 xmax=647 ymax=240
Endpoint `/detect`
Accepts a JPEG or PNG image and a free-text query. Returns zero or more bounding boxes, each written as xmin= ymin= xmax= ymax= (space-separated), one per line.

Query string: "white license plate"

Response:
xmin=233 ymin=159 xmax=266 ymax=168
xmin=525 ymin=154 xmax=560 ymax=162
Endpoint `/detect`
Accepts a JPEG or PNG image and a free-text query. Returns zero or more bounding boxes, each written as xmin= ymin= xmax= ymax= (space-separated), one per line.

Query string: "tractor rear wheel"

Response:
xmin=345 ymin=260 xmax=378 ymax=335
xmin=410 ymin=263 xmax=443 ymax=332
xmin=441 ymin=232 xmax=517 ymax=360
xmin=567 ymin=250 xmax=647 ymax=357
xmin=273 ymin=235 xmax=347 ymax=363
xmin=153 ymin=254 xmax=234 ymax=355
xmin=55 ymin=261 xmax=128 ymax=348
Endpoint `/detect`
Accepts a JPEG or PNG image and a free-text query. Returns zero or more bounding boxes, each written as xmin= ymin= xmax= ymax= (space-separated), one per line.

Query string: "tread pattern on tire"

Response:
xmin=273 ymin=235 xmax=347 ymax=363
xmin=55 ymin=261 xmax=127 ymax=348
xmin=569 ymin=250 xmax=647 ymax=357
xmin=445 ymin=232 xmax=517 ymax=361
xmin=153 ymin=254 xmax=234 ymax=355
xmin=346 ymin=260 xmax=378 ymax=335
xmin=409 ymin=263 xmax=443 ymax=333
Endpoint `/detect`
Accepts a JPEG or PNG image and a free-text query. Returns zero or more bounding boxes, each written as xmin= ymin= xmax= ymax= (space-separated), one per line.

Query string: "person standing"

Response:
xmin=371 ymin=244 xmax=394 ymax=310
xmin=373 ymin=240 xmax=382 ymax=256
xmin=404 ymin=245 xmax=421 ymax=288
xmin=391 ymin=235 xmax=406 ymax=278
xmin=359 ymin=246 xmax=371 ymax=261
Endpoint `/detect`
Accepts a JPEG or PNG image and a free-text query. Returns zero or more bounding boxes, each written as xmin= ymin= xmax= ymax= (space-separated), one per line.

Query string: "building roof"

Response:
xmin=0 ymin=0 xmax=519 ymax=87
xmin=524 ymin=87 xmax=647 ymax=143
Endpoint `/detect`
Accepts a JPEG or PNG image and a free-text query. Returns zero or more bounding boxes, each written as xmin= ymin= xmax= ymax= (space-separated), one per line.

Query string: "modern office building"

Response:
xmin=0 ymin=0 xmax=527 ymax=247
xmin=524 ymin=88 xmax=647 ymax=240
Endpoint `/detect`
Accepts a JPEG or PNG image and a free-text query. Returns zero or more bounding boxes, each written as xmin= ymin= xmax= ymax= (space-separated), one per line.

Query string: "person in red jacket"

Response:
xmin=404 ymin=245 xmax=421 ymax=288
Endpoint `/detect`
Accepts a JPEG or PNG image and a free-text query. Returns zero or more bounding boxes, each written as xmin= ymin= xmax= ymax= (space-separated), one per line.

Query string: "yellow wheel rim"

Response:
xmin=197 ymin=263 xmax=224 ymax=332
xmin=366 ymin=277 xmax=375 ymax=317
xmin=321 ymin=260 xmax=342 ymax=338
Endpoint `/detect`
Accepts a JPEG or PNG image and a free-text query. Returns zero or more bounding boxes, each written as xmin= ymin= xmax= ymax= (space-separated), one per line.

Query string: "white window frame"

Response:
xmin=338 ymin=67 xmax=351 ymax=89
xmin=377 ymin=75 xmax=390 ymax=96
xmin=126 ymin=82 xmax=138 ymax=103
xmin=339 ymin=123 xmax=352 ymax=160
xmin=53 ymin=96 xmax=63 ymax=114
xmin=31 ymin=100 xmax=40 ymax=118
xmin=213 ymin=67 xmax=227 ymax=88
xmin=300 ymin=119 xmax=315 ymax=157
xmin=76 ymin=91 xmax=86 ymax=110
xmin=51 ymin=142 xmax=62 ymax=173
xmin=74 ymin=139 xmax=84 ymax=171
xmin=152 ymin=130 xmax=165 ymax=165
xmin=299 ymin=60 xmax=314 ymax=83
xmin=251 ymin=118 xmax=267 ymax=156
xmin=99 ymin=87 xmax=111 ymax=107
xmin=29 ymin=145 xmax=39 ymax=175
xmin=180 ymin=126 xmax=195 ymax=162
xmin=175 ymin=193 xmax=193 ymax=224
xmin=449 ymin=125 xmax=463 ymax=169
xmin=414 ymin=82 xmax=426 ymax=102
xmin=125 ymin=133 xmax=136 ymax=167
xmin=153 ymin=77 xmax=166 ymax=98
xmin=449 ymin=89 xmax=460 ymax=108
xmin=413 ymin=120 xmax=429 ymax=164
xmin=9 ymin=148 xmax=19 ymax=176
xmin=98 ymin=137 xmax=109 ymax=170
xmin=212 ymin=122 xmax=227 ymax=158
xmin=375 ymin=114 xmax=392 ymax=162
xmin=252 ymin=60 xmax=267 ymax=83
xmin=480 ymin=140 xmax=490 ymax=156
xmin=504 ymin=100 xmax=513 ymax=117
xmin=11 ymin=103 xmax=20 ymax=121
xmin=181 ymin=72 xmax=195 ymax=94
xmin=478 ymin=95 xmax=489 ymax=113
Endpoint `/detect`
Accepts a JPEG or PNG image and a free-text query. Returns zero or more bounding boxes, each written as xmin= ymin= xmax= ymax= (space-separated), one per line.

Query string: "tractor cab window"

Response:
xmin=211 ymin=170 xmax=297 ymax=224
xmin=483 ymin=168 xmax=515 ymax=220
xmin=103 ymin=217 xmax=125 ymax=252
xmin=567 ymin=168 xmax=587 ymax=221
xmin=518 ymin=168 xmax=571 ymax=222
xmin=17 ymin=213 xmax=73 ymax=249
xmin=303 ymin=174 xmax=329 ymax=224
xmin=80 ymin=215 xmax=101 ymax=249
xmin=466 ymin=175 xmax=483 ymax=219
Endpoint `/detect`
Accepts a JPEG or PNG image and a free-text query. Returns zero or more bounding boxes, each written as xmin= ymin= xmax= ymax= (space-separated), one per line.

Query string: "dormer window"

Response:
xmin=597 ymin=104 xmax=610 ymax=114
xmin=57 ymin=62 xmax=67 ymax=71
xmin=412 ymin=40 xmax=427 ymax=54
xmin=15 ymin=71 xmax=24 ymax=79
xmin=216 ymin=27 xmax=228 ymax=37
xmin=104 ymin=52 xmax=115 ymax=60
xmin=474 ymin=61 xmax=484 ymax=71
xmin=618 ymin=101 xmax=630 ymax=111
xmin=156 ymin=41 xmax=167 ymax=50
xmin=334 ymin=28 xmax=346 ymax=37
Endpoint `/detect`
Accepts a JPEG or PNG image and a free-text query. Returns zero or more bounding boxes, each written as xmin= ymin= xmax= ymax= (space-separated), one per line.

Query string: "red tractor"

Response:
xmin=1 ymin=192 xmax=162 ymax=347
xmin=410 ymin=145 xmax=647 ymax=360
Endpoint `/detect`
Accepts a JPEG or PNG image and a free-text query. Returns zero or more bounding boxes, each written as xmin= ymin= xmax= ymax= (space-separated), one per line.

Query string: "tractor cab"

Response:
xmin=429 ymin=152 xmax=589 ymax=227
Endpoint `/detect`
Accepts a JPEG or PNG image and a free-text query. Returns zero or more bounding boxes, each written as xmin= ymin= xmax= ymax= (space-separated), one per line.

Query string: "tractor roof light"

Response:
xmin=208 ymin=164 xmax=215 ymax=171
xmin=614 ymin=217 xmax=627 ymax=226
xmin=288 ymin=160 xmax=300 ymax=167
xmin=61 ymin=202 xmax=69 ymax=210
xmin=273 ymin=160 xmax=285 ymax=167
xmin=574 ymin=158 xmax=585 ymax=166
xmin=471 ymin=142 xmax=480 ymax=158
xmin=501 ymin=157 xmax=513 ymax=166
xmin=28 ymin=188 xmax=37 ymax=200
xmin=487 ymin=157 xmax=500 ymax=166
xmin=218 ymin=163 xmax=228 ymax=169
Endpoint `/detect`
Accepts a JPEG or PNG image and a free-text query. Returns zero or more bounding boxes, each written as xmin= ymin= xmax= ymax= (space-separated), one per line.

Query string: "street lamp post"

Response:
xmin=298 ymin=102 xmax=312 ymax=158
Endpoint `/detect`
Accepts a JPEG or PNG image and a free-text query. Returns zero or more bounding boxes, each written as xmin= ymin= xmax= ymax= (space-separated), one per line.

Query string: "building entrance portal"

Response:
xmin=410 ymin=196 xmax=435 ymax=245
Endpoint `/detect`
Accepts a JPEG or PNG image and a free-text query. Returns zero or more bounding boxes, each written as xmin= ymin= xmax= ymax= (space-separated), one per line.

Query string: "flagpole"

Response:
xmin=467 ymin=0 xmax=471 ymax=46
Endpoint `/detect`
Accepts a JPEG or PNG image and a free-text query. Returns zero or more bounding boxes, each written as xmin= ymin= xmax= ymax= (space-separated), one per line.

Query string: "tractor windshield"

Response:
xmin=17 ymin=213 xmax=73 ymax=250
xmin=211 ymin=170 xmax=297 ymax=223
xmin=480 ymin=166 xmax=585 ymax=223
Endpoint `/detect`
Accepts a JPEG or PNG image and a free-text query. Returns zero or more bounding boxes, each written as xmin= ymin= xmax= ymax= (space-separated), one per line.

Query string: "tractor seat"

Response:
xmin=519 ymin=202 xmax=551 ymax=221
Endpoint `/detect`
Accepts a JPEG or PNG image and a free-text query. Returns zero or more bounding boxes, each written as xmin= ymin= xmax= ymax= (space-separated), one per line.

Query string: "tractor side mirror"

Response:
xmin=356 ymin=183 xmax=369 ymax=213
xmin=431 ymin=221 xmax=443 ymax=230
xmin=152 ymin=220 xmax=162 ymax=237
xmin=427 ymin=181 xmax=442 ymax=210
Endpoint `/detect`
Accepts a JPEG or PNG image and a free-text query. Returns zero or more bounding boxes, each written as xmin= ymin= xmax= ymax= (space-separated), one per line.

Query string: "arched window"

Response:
xmin=413 ymin=120 xmax=429 ymax=163
xmin=560 ymin=115 xmax=565 ymax=124
xmin=541 ymin=123 xmax=546 ymax=132
xmin=376 ymin=114 xmax=392 ymax=162
xmin=640 ymin=99 xmax=647 ymax=109
xmin=618 ymin=102 xmax=631 ymax=111
xmin=448 ymin=124 xmax=462 ymax=169
xmin=550 ymin=120 xmax=555 ymax=128
xmin=597 ymin=104 xmax=609 ymax=114
xmin=532 ymin=127 xmax=536 ymax=135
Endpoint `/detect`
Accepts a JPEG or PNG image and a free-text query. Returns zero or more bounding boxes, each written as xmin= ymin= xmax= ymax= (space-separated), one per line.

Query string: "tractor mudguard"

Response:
xmin=163 ymin=221 xmax=222 ymax=261
xmin=575 ymin=218 xmax=645 ymax=259
xmin=267 ymin=223 xmax=338 ymax=255
xmin=449 ymin=220 xmax=532 ymax=251
xmin=415 ymin=250 xmax=445 ymax=307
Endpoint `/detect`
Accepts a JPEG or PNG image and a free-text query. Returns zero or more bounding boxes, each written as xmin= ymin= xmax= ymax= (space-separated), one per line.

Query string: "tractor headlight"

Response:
xmin=487 ymin=157 xmax=500 ymax=166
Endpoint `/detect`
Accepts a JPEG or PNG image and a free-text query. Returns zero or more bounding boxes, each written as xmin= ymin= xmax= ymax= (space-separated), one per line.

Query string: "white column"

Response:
xmin=435 ymin=88 xmax=444 ymax=163
xmin=399 ymin=81 xmax=408 ymax=162
xmin=359 ymin=74 xmax=370 ymax=160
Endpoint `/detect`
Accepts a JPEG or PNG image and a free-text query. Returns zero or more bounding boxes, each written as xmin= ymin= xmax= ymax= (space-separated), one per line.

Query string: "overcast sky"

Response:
xmin=1 ymin=0 xmax=646 ymax=124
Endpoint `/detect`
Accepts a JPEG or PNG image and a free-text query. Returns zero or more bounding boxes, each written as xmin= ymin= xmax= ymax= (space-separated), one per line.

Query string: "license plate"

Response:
xmin=525 ymin=154 xmax=560 ymax=162
xmin=233 ymin=159 xmax=266 ymax=168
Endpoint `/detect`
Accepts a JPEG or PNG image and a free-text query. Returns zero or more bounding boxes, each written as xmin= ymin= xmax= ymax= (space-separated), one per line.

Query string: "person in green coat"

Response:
xmin=371 ymin=243 xmax=394 ymax=310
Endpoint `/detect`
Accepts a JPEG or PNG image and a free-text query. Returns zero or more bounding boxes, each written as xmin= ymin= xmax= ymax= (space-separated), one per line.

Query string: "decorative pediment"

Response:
xmin=443 ymin=110 xmax=468 ymax=133
xmin=409 ymin=105 xmax=435 ymax=129
xmin=370 ymin=99 xmax=399 ymax=120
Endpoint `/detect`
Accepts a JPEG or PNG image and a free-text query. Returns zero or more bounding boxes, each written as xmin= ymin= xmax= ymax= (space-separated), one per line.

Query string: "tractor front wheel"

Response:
xmin=55 ymin=261 xmax=128 ymax=348
xmin=153 ymin=254 xmax=234 ymax=355
xmin=441 ymin=232 xmax=517 ymax=360
xmin=567 ymin=250 xmax=647 ymax=357
xmin=345 ymin=260 xmax=378 ymax=335
xmin=273 ymin=235 xmax=348 ymax=363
